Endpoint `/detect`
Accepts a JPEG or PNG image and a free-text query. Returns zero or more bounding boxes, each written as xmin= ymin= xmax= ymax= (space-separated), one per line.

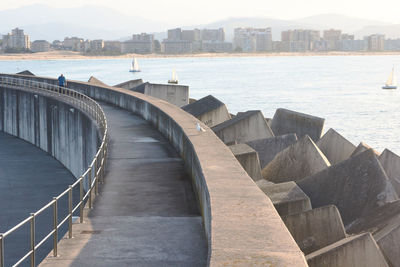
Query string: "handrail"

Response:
xmin=0 ymin=77 xmax=108 ymax=267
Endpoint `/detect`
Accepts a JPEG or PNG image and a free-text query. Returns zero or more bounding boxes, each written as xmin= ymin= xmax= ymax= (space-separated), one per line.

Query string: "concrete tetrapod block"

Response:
xmin=351 ymin=141 xmax=380 ymax=157
xmin=88 ymin=76 xmax=108 ymax=87
xmin=246 ymin=134 xmax=298 ymax=169
xmin=379 ymin=149 xmax=400 ymax=196
xmin=316 ymin=128 xmax=356 ymax=165
xmin=270 ymin=108 xmax=325 ymax=142
xmin=262 ymin=135 xmax=331 ymax=183
xmin=114 ymin=79 xmax=143 ymax=90
xmin=282 ymin=205 xmax=346 ymax=254
xmin=257 ymin=181 xmax=312 ymax=216
xmin=16 ymin=70 xmax=35 ymax=76
xmin=211 ymin=110 xmax=274 ymax=145
xmin=182 ymin=95 xmax=231 ymax=127
xmin=306 ymin=233 xmax=389 ymax=267
xmin=229 ymin=143 xmax=263 ymax=181
xmin=297 ymin=149 xmax=398 ymax=226
xmin=131 ymin=82 xmax=189 ymax=107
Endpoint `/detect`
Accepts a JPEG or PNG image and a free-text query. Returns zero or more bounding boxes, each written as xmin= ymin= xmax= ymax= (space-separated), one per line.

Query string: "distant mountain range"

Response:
xmin=1 ymin=4 xmax=400 ymax=41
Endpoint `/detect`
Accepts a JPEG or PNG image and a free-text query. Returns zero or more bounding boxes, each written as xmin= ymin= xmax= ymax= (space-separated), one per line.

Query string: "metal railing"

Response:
xmin=0 ymin=76 xmax=108 ymax=267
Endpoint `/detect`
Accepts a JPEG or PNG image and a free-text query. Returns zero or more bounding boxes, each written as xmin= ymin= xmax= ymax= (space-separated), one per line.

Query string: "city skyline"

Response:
xmin=1 ymin=0 xmax=400 ymax=25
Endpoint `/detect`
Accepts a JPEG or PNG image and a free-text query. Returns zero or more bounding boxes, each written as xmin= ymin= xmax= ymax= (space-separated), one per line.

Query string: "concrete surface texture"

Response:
xmin=375 ymin=221 xmax=400 ymax=267
xmin=229 ymin=143 xmax=263 ymax=181
xmin=379 ymin=149 xmax=400 ymax=196
xmin=351 ymin=141 xmax=380 ymax=157
xmin=181 ymin=95 xmax=231 ymax=127
xmin=4 ymin=73 xmax=308 ymax=266
xmin=131 ymin=82 xmax=189 ymax=107
xmin=316 ymin=128 xmax=356 ymax=165
xmin=297 ymin=149 xmax=398 ymax=226
xmin=88 ymin=76 xmax=108 ymax=87
xmin=40 ymin=102 xmax=208 ymax=266
xmin=306 ymin=233 xmax=389 ymax=267
xmin=262 ymin=135 xmax=331 ymax=183
xmin=212 ymin=110 xmax=274 ymax=145
xmin=0 ymin=132 xmax=78 ymax=267
xmin=282 ymin=205 xmax=347 ymax=254
xmin=257 ymin=181 xmax=312 ymax=216
xmin=246 ymin=134 xmax=298 ymax=169
xmin=114 ymin=79 xmax=143 ymax=90
xmin=270 ymin=108 xmax=325 ymax=142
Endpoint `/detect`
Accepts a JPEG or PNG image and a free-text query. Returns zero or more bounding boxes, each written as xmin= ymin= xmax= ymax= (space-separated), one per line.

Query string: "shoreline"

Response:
xmin=1 ymin=50 xmax=400 ymax=61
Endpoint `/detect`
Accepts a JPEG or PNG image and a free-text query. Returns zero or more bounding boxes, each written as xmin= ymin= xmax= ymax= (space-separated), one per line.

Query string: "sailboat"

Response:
xmin=382 ymin=67 xmax=397 ymax=89
xmin=168 ymin=69 xmax=178 ymax=84
xmin=129 ymin=58 xmax=141 ymax=72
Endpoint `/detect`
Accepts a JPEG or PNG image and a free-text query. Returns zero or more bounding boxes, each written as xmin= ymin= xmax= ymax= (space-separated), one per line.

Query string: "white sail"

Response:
xmin=386 ymin=67 xmax=395 ymax=86
xmin=131 ymin=58 xmax=140 ymax=71
xmin=168 ymin=69 xmax=178 ymax=84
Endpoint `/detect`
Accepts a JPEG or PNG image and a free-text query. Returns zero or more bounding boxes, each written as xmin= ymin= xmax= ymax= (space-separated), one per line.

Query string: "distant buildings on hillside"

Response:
xmin=0 ymin=26 xmax=399 ymax=54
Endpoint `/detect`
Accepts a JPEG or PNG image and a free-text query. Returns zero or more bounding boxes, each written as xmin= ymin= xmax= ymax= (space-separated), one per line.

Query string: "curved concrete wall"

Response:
xmin=0 ymin=73 xmax=307 ymax=266
xmin=0 ymin=85 xmax=100 ymax=187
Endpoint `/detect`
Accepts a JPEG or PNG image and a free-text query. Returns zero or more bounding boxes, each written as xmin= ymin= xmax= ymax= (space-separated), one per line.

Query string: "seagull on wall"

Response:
xmin=196 ymin=122 xmax=206 ymax=132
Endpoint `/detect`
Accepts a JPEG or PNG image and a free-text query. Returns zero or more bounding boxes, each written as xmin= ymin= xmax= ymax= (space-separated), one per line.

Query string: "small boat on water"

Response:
xmin=129 ymin=58 xmax=141 ymax=72
xmin=168 ymin=69 xmax=178 ymax=84
xmin=382 ymin=67 xmax=397 ymax=89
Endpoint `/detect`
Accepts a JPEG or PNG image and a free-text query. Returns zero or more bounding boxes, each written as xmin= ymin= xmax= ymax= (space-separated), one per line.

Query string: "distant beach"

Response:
xmin=1 ymin=50 xmax=400 ymax=61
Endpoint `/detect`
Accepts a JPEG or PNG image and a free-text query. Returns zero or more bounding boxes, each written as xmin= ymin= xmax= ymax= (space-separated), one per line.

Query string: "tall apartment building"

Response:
xmin=90 ymin=40 xmax=104 ymax=52
xmin=181 ymin=29 xmax=201 ymax=42
xmin=31 ymin=40 xmax=50 ymax=52
xmin=2 ymin=28 xmax=30 ymax=50
xmin=122 ymin=33 xmax=154 ymax=54
xmin=168 ymin=28 xmax=182 ymax=40
xmin=366 ymin=34 xmax=385 ymax=51
xmin=234 ymin=28 xmax=272 ymax=52
xmin=323 ymin=29 xmax=342 ymax=50
xmin=201 ymin=28 xmax=225 ymax=42
xmin=104 ymin=41 xmax=122 ymax=53
xmin=162 ymin=39 xmax=192 ymax=54
xmin=63 ymin=37 xmax=84 ymax=50
xmin=281 ymin=29 xmax=320 ymax=51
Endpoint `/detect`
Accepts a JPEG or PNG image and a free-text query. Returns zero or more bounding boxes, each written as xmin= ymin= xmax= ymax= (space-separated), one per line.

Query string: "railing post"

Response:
xmin=30 ymin=213 xmax=35 ymax=267
xmin=88 ymin=168 xmax=92 ymax=209
xmin=0 ymin=233 xmax=4 ymax=267
xmin=53 ymin=198 xmax=58 ymax=257
xmin=68 ymin=185 xmax=73 ymax=238
xmin=94 ymin=158 xmax=99 ymax=195
xmin=79 ymin=178 xmax=84 ymax=223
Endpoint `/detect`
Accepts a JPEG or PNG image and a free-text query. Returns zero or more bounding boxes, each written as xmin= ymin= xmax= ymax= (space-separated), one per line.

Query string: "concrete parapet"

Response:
xmin=182 ymin=95 xmax=231 ymax=127
xmin=270 ymin=108 xmax=325 ymax=142
xmin=131 ymin=82 xmax=189 ymax=107
xmin=316 ymin=128 xmax=356 ymax=165
xmin=262 ymin=135 xmax=330 ymax=183
xmin=114 ymin=79 xmax=143 ymax=90
xmin=297 ymin=149 xmax=398 ymax=226
xmin=88 ymin=76 xmax=108 ymax=87
xmin=246 ymin=134 xmax=297 ymax=169
xmin=379 ymin=149 xmax=400 ymax=196
xmin=212 ymin=110 xmax=274 ymax=145
xmin=229 ymin=143 xmax=263 ymax=181
xmin=351 ymin=141 xmax=380 ymax=157
xmin=257 ymin=181 xmax=312 ymax=216
xmin=283 ymin=205 xmax=346 ymax=254
xmin=3 ymin=73 xmax=308 ymax=266
xmin=306 ymin=233 xmax=389 ymax=267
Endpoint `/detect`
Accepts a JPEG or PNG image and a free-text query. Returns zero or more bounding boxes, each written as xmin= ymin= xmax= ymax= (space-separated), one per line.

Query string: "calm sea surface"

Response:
xmin=1 ymin=55 xmax=400 ymax=154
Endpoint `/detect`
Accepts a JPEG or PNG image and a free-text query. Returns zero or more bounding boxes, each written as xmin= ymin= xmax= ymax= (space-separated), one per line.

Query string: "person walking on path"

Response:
xmin=58 ymin=74 xmax=67 ymax=87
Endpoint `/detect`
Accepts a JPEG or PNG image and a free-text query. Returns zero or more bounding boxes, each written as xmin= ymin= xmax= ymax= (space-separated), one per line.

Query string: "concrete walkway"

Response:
xmin=40 ymin=103 xmax=207 ymax=267
xmin=0 ymin=131 xmax=78 ymax=267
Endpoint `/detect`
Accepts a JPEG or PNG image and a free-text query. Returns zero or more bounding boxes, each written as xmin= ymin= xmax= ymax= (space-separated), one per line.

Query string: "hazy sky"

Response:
xmin=1 ymin=0 xmax=400 ymax=25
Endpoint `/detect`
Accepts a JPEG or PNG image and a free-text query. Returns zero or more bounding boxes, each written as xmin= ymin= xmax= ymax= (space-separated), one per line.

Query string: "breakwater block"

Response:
xmin=212 ymin=110 xmax=274 ymax=144
xmin=114 ymin=79 xmax=144 ymax=90
xmin=257 ymin=181 xmax=312 ymax=216
xmin=270 ymin=108 xmax=325 ymax=142
xmin=379 ymin=149 xmax=400 ymax=196
xmin=306 ymin=233 xmax=389 ymax=267
xmin=297 ymin=149 xmax=398 ymax=225
xmin=246 ymin=134 xmax=297 ymax=169
xmin=261 ymin=135 xmax=330 ymax=183
xmin=283 ymin=205 xmax=346 ymax=254
xmin=182 ymin=95 xmax=231 ymax=127
xmin=88 ymin=76 xmax=108 ymax=87
xmin=351 ymin=141 xmax=380 ymax=157
xmin=229 ymin=144 xmax=263 ymax=181
xmin=316 ymin=128 xmax=356 ymax=165
xmin=131 ymin=82 xmax=189 ymax=107
xmin=16 ymin=70 xmax=35 ymax=76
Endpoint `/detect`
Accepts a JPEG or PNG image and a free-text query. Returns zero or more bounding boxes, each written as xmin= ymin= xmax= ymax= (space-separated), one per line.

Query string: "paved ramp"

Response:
xmin=40 ymin=103 xmax=207 ymax=266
